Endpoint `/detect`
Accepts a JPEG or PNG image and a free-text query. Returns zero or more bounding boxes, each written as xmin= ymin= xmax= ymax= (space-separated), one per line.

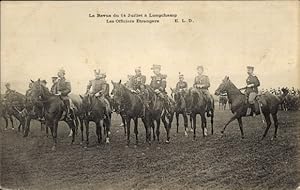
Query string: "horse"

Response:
xmin=79 ymin=94 xmax=110 ymax=148
xmin=146 ymin=86 xmax=174 ymax=143
xmin=186 ymin=88 xmax=214 ymax=139
xmin=215 ymin=76 xmax=289 ymax=139
xmin=170 ymin=88 xmax=189 ymax=136
xmin=219 ymin=94 xmax=228 ymax=110
xmin=25 ymin=79 xmax=76 ymax=151
xmin=1 ymin=91 xmax=27 ymax=132
xmin=1 ymin=98 xmax=15 ymax=130
xmin=111 ymin=80 xmax=150 ymax=146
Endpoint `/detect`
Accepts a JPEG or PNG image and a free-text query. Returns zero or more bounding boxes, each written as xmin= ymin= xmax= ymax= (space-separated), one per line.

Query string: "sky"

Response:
xmin=1 ymin=1 xmax=299 ymax=95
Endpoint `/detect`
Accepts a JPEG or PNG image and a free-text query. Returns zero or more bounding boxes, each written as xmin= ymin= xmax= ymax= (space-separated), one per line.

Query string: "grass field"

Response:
xmin=1 ymin=109 xmax=300 ymax=190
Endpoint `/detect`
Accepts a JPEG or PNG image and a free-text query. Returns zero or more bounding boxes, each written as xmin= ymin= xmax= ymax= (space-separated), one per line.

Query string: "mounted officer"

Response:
xmin=50 ymin=76 xmax=58 ymax=94
xmin=86 ymin=69 xmax=111 ymax=114
xmin=192 ymin=66 xmax=213 ymax=117
xmin=175 ymin=73 xmax=188 ymax=108
xmin=128 ymin=67 xmax=150 ymax=116
xmin=150 ymin=64 xmax=172 ymax=111
xmin=51 ymin=68 xmax=72 ymax=120
xmin=3 ymin=83 xmax=16 ymax=101
xmin=245 ymin=66 xmax=260 ymax=116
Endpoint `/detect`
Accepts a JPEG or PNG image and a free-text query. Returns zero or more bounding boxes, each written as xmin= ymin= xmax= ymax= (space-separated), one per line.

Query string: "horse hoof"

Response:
xmin=190 ymin=129 xmax=194 ymax=132
xmin=184 ymin=131 xmax=188 ymax=136
xmin=241 ymin=136 xmax=245 ymax=139
xmin=12 ymin=128 xmax=15 ymax=130
xmin=4 ymin=128 xmax=8 ymax=131
xmin=105 ymin=138 xmax=110 ymax=144
xmin=108 ymin=131 xmax=111 ymax=135
xmin=165 ymin=140 xmax=170 ymax=144
xmin=84 ymin=145 xmax=88 ymax=149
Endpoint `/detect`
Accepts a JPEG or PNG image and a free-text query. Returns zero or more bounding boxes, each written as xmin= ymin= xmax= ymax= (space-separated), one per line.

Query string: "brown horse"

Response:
xmin=80 ymin=94 xmax=110 ymax=148
xmin=111 ymin=80 xmax=150 ymax=146
xmin=170 ymin=88 xmax=189 ymax=136
xmin=146 ymin=85 xmax=172 ymax=143
xmin=215 ymin=76 xmax=288 ymax=139
xmin=186 ymin=88 xmax=214 ymax=139
xmin=25 ymin=79 xmax=76 ymax=151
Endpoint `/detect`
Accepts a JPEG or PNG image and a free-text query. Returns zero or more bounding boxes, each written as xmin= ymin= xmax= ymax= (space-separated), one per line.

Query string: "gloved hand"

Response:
xmin=247 ymin=84 xmax=254 ymax=88
xmin=95 ymin=92 xmax=100 ymax=97
xmin=131 ymin=89 xmax=136 ymax=93
xmin=55 ymin=91 xmax=61 ymax=96
xmin=154 ymin=89 xmax=160 ymax=94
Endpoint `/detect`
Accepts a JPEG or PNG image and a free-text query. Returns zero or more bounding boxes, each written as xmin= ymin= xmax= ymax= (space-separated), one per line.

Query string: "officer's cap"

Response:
xmin=179 ymin=72 xmax=184 ymax=78
xmin=94 ymin=69 xmax=101 ymax=76
xmin=51 ymin=76 xmax=58 ymax=79
xmin=247 ymin=66 xmax=254 ymax=70
xmin=197 ymin=66 xmax=204 ymax=71
xmin=151 ymin=64 xmax=161 ymax=70
xmin=58 ymin=68 xmax=66 ymax=75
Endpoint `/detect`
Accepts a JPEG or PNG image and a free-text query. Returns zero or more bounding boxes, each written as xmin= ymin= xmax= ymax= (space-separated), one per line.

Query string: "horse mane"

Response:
xmin=227 ymin=79 xmax=244 ymax=95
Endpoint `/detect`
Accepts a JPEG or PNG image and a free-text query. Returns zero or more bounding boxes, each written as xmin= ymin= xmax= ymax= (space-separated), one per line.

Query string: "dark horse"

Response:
xmin=215 ymin=76 xmax=288 ymax=139
xmin=80 ymin=94 xmax=110 ymax=148
xmin=1 ymin=91 xmax=27 ymax=132
xmin=111 ymin=80 xmax=150 ymax=146
xmin=25 ymin=79 xmax=76 ymax=150
xmin=186 ymin=88 xmax=214 ymax=139
xmin=146 ymin=86 xmax=173 ymax=143
xmin=170 ymin=88 xmax=189 ymax=136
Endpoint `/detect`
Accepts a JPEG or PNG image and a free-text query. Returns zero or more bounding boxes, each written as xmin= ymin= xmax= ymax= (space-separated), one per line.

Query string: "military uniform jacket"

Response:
xmin=87 ymin=79 xmax=108 ymax=95
xmin=130 ymin=75 xmax=146 ymax=90
xmin=193 ymin=75 xmax=210 ymax=89
xmin=150 ymin=74 xmax=167 ymax=91
xmin=54 ymin=77 xmax=71 ymax=96
xmin=245 ymin=74 xmax=260 ymax=94
xmin=176 ymin=81 xmax=188 ymax=91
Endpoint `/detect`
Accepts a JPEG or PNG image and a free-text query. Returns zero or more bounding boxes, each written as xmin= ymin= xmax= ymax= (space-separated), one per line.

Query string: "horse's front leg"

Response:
xmin=105 ymin=118 xmax=110 ymax=144
xmin=96 ymin=120 xmax=102 ymax=145
xmin=84 ymin=120 xmax=89 ymax=148
xmin=23 ymin=116 xmax=32 ymax=137
xmin=10 ymin=116 xmax=14 ymax=130
xmin=175 ymin=112 xmax=179 ymax=133
xmin=192 ymin=114 xmax=196 ymax=140
xmin=156 ymin=119 xmax=161 ymax=143
xmin=237 ymin=117 xmax=244 ymax=139
xmin=67 ymin=119 xmax=76 ymax=145
xmin=183 ymin=113 xmax=188 ymax=136
xmin=201 ymin=114 xmax=207 ymax=137
xmin=80 ymin=118 xmax=84 ymax=144
xmin=221 ymin=113 xmax=238 ymax=134
xmin=134 ymin=118 xmax=138 ymax=145
xmin=210 ymin=110 xmax=214 ymax=135
xmin=126 ymin=118 xmax=131 ymax=146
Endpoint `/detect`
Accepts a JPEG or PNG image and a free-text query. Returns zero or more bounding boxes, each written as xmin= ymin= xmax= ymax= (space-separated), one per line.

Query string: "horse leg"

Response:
xmin=190 ymin=115 xmax=193 ymax=132
xmin=105 ymin=118 xmax=110 ymax=144
xmin=156 ymin=119 xmax=161 ymax=142
xmin=237 ymin=117 xmax=244 ymax=139
xmin=10 ymin=116 xmax=14 ymax=130
xmin=176 ymin=112 xmax=179 ymax=133
xmin=4 ymin=116 xmax=8 ymax=130
xmin=122 ymin=116 xmax=126 ymax=136
xmin=50 ymin=120 xmax=58 ymax=151
xmin=96 ymin=121 xmax=102 ymax=145
xmin=85 ymin=120 xmax=89 ymax=148
xmin=192 ymin=114 xmax=196 ymax=140
xmin=126 ymin=118 xmax=131 ymax=146
xmin=67 ymin=120 xmax=76 ymax=145
xmin=262 ymin=113 xmax=271 ymax=140
xmin=272 ymin=113 xmax=279 ymax=140
xmin=23 ymin=116 xmax=31 ymax=137
xmin=210 ymin=110 xmax=214 ymax=135
xmin=134 ymin=118 xmax=138 ymax=145
xmin=151 ymin=120 xmax=155 ymax=141
xmin=201 ymin=114 xmax=207 ymax=137
xmin=183 ymin=113 xmax=188 ymax=136
xmin=80 ymin=119 xmax=84 ymax=144
xmin=221 ymin=114 xmax=238 ymax=134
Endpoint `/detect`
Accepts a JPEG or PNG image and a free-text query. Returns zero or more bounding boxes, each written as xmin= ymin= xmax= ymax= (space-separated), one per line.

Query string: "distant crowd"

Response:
xmin=260 ymin=87 xmax=300 ymax=111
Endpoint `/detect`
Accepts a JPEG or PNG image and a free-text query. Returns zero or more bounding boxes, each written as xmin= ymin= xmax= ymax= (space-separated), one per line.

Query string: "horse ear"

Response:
xmin=119 ymin=80 xmax=121 ymax=84
xmin=79 ymin=95 xmax=83 ymax=99
xmin=30 ymin=79 xmax=34 ymax=83
xmin=111 ymin=80 xmax=115 ymax=85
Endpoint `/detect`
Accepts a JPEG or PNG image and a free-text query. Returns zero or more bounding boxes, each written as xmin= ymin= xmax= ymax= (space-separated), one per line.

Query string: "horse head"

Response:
xmin=215 ymin=76 xmax=230 ymax=96
xmin=111 ymin=80 xmax=124 ymax=105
